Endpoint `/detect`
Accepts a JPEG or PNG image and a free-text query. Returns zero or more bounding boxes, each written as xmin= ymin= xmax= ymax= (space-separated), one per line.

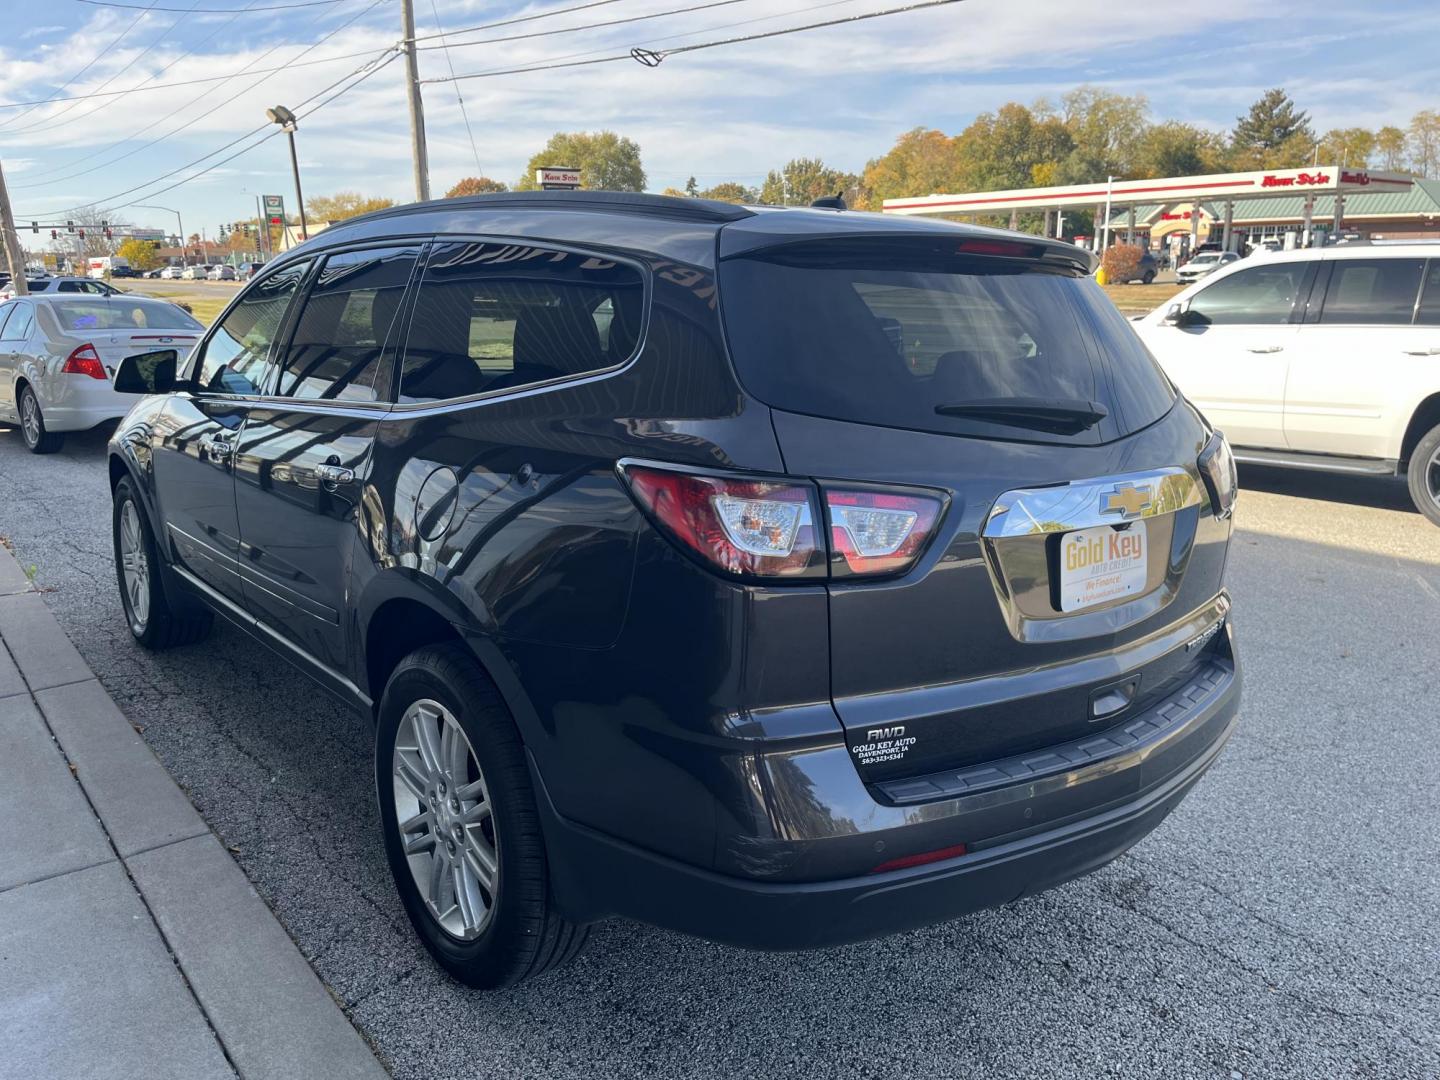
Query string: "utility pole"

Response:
xmin=400 ymin=0 xmax=431 ymax=202
xmin=0 ymin=159 xmax=30 ymax=295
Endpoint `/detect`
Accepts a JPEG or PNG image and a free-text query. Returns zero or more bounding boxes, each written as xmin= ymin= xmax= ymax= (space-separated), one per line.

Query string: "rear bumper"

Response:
xmin=538 ymin=646 xmax=1240 ymax=950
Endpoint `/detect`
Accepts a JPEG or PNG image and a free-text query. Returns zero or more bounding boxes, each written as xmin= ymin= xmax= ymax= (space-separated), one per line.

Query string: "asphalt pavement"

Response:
xmin=0 ymin=421 xmax=1436 ymax=1080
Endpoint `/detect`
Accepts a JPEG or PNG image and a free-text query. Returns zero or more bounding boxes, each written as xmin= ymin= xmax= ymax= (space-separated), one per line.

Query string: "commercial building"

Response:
xmin=882 ymin=167 xmax=1431 ymax=255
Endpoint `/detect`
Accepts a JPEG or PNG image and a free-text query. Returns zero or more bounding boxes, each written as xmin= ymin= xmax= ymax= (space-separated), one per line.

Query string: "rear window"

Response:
xmin=717 ymin=242 xmax=1175 ymax=442
xmin=46 ymin=298 xmax=203 ymax=332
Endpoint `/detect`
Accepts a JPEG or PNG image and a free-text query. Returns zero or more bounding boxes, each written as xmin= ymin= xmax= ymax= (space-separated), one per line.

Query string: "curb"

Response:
xmin=0 ymin=542 xmax=388 ymax=1080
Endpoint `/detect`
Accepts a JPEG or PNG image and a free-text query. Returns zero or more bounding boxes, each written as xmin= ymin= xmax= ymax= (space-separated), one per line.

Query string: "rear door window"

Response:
xmin=1418 ymin=261 xmax=1440 ymax=325
xmin=398 ymin=241 xmax=644 ymax=404
xmin=273 ymin=244 xmax=420 ymax=403
xmin=718 ymin=241 xmax=1174 ymax=443
xmin=1317 ymin=258 xmax=1425 ymax=325
xmin=1184 ymin=263 xmax=1308 ymax=326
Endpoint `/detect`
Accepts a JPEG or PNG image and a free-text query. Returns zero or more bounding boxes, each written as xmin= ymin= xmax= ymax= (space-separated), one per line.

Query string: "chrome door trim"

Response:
xmin=982 ymin=467 xmax=1203 ymax=538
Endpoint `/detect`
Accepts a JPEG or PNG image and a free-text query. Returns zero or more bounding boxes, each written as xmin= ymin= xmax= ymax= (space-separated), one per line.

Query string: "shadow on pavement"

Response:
xmin=1238 ymin=462 xmax=1415 ymax=514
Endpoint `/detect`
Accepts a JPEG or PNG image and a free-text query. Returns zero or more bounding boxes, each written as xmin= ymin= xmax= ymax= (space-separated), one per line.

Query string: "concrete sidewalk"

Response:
xmin=0 ymin=545 xmax=387 ymax=1080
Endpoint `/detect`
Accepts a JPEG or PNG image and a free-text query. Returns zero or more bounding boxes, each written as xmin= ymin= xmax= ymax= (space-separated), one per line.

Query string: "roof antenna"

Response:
xmin=810 ymin=191 xmax=846 ymax=210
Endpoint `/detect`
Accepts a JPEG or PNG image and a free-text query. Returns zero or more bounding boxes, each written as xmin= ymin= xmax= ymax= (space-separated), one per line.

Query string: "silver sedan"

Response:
xmin=0 ymin=294 xmax=203 ymax=453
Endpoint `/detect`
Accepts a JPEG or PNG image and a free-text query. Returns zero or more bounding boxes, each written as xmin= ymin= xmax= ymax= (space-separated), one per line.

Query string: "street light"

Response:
xmin=266 ymin=105 xmax=308 ymax=243
xmin=133 ymin=204 xmax=187 ymax=266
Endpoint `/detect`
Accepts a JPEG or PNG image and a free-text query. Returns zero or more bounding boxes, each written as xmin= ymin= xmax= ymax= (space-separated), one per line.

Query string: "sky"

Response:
xmin=2 ymin=0 xmax=1438 ymax=242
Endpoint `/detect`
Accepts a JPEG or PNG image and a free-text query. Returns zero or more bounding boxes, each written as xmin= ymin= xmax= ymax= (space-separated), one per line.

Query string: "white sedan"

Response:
xmin=0 ymin=295 xmax=202 ymax=453
xmin=1175 ymin=250 xmax=1240 ymax=283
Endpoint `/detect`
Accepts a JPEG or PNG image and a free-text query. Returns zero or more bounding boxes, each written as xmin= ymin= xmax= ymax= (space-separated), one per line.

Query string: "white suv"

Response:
xmin=1135 ymin=244 xmax=1440 ymax=524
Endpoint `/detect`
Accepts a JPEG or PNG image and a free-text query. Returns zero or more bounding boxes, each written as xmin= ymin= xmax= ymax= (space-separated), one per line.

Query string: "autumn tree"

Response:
xmin=515 ymin=131 xmax=645 ymax=192
xmin=1317 ymin=127 xmax=1376 ymax=168
xmin=1230 ymin=88 xmax=1314 ymax=168
xmin=1409 ymin=110 xmax=1440 ymax=178
xmin=116 ymin=238 xmax=160 ymax=272
xmin=444 ymin=176 xmax=507 ymax=197
xmin=1375 ymin=125 xmax=1408 ymax=170
xmin=1055 ymin=86 xmax=1149 ymax=181
xmin=1133 ymin=121 xmax=1228 ymax=178
xmin=759 ymin=158 xmax=860 ymax=206
xmin=697 ymin=181 xmax=756 ymax=204
xmin=305 ymin=191 xmax=395 ymax=222
xmin=861 ymin=127 xmax=961 ymax=207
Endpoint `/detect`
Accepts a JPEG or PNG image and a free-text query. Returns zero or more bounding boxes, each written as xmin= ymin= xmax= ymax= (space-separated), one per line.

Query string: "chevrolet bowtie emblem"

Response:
xmin=1101 ymin=483 xmax=1154 ymax=519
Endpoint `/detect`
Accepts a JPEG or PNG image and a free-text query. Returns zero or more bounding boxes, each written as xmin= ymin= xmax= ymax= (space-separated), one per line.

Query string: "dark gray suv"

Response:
xmin=106 ymin=192 xmax=1241 ymax=987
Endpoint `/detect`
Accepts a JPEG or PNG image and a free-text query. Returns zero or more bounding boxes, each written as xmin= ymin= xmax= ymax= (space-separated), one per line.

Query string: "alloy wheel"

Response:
xmin=118 ymin=499 xmax=150 ymax=630
xmin=392 ymin=699 xmax=499 ymax=940
xmin=20 ymin=391 xmax=40 ymax=447
xmin=1428 ymin=444 xmax=1440 ymax=514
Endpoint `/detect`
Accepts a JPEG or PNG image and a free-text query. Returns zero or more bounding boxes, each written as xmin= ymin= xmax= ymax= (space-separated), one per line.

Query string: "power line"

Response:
xmin=407 ymin=0 xmax=626 ymax=44
xmin=10 ymin=0 xmax=253 ymax=137
xmin=73 ymin=0 xmax=363 ymax=11
xmin=425 ymin=0 xmax=483 ymax=177
xmin=15 ymin=0 xmax=390 ymax=187
xmin=414 ymin=0 xmax=752 ymax=54
xmin=0 ymin=0 xmax=159 ymax=131
xmin=425 ymin=0 xmax=963 ymax=83
xmin=17 ymin=46 xmax=398 ymax=218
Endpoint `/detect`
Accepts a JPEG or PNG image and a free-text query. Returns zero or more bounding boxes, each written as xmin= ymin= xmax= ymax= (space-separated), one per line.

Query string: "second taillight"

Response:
xmin=62 ymin=344 xmax=107 ymax=380
xmin=824 ymin=488 xmax=943 ymax=578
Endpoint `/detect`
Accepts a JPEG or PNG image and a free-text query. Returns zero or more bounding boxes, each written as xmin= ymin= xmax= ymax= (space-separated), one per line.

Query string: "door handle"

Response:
xmin=199 ymin=432 xmax=234 ymax=465
xmin=1401 ymin=347 xmax=1440 ymax=356
xmin=1246 ymin=345 xmax=1284 ymax=353
xmin=315 ymin=463 xmax=355 ymax=488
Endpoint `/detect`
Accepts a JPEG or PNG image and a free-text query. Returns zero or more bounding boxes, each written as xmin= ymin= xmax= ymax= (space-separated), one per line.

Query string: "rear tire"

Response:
xmin=376 ymin=642 xmax=588 ymax=988
xmin=1142 ymin=270 xmax=1156 ymax=284
xmin=112 ymin=477 xmax=212 ymax=648
xmin=1406 ymin=422 xmax=1440 ymax=528
xmin=18 ymin=385 xmax=64 ymax=454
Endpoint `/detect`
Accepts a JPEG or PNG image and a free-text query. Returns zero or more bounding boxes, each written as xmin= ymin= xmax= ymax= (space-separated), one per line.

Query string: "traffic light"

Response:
xmin=30 ymin=222 xmax=37 ymax=234
xmin=77 ymin=229 xmax=86 ymax=239
xmin=104 ymin=228 xmax=112 ymax=240
xmin=50 ymin=230 xmax=57 ymax=241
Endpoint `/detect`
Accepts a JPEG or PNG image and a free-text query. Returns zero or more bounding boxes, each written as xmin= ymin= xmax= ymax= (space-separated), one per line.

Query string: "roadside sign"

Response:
xmin=263 ymin=194 xmax=285 ymax=224
xmin=536 ymin=167 xmax=581 ymax=191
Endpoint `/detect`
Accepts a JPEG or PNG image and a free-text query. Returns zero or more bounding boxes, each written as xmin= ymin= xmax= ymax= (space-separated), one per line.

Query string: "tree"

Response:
xmin=305 ymin=191 xmax=395 ymax=222
xmin=1317 ymin=127 xmax=1376 ymax=168
xmin=685 ymin=175 xmax=699 ymax=196
xmin=515 ymin=131 xmax=645 ymax=192
xmin=1408 ymin=110 xmax=1440 ymax=178
xmin=1134 ymin=122 xmax=1228 ymax=178
xmin=1057 ymin=86 xmax=1149 ymax=180
xmin=697 ymin=181 xmax=756 ymax=204
xmin=659 ymin=186 xmax=689 ymax=198
xmin=116 ymin=238 xmax=160 ymax=272
xmin=444 ymin=176 xmax=507 ymax=197
xmin=1231 ymin=89 xmax=1314 ymax=168
xmin=1375 ymin=126 xmax=1408 ymax=170
xmin=861 ymin=127 xmax=963 ymax=206
xmin=758 ymin=158 xmax=860 ymax=206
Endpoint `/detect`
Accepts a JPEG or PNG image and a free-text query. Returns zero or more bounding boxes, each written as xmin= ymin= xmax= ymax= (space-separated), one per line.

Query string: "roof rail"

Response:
xmin=339 ymin=190 xmax=757 ymax=229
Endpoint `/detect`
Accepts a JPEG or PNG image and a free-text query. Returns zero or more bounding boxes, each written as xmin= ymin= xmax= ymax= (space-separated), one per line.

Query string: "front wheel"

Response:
xmin=112 ymin=477 xmax=212 ymax=648
xmin=18 ymin=385 xmax=64 ymax=454
xmin=1142 ymin=270 xmax=1156 ymax=284
xmin=1406 ymin=422 xmax=1440 ymax=528
xmin=376 ymin=642 xmax=588 ymax=988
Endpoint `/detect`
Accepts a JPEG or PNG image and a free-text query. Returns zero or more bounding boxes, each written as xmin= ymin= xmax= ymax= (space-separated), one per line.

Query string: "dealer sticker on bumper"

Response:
xmin=1059 ymin=522 xmax=1147 ymax=613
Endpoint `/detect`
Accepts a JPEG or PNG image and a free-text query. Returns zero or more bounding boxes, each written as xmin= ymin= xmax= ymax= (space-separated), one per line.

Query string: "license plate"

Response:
xmin=1059 ymin=522 xmax=1148 ymax=613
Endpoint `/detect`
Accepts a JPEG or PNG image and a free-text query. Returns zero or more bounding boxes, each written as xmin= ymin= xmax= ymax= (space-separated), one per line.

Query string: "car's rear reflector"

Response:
xmin=871 ymin=842 xmax=969 ymax=874
xmin=62 ymin=343 xmax=107 ymax=380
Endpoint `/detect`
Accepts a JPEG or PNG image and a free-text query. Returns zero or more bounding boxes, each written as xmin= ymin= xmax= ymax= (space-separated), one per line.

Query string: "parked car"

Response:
xmin=159 ymin=265 xmax=186 ymax=280
xmin=180 ymin=264 xmax=210 ymax=281
xmin=1134 ymin=243 xmax=1440 ymax=525
xmin=142 ymin=268 xmax=166 ymax=279
xmin=1176 ymin=250 xmax=1240 ymax=283
xmin=0 ymin=294 xmax=202 ymax=452
xmin=236 ymin=262 xmax=265 ymax=280
xmin=0 ymin=276 xmax=121 ymax=300
xmin=1113 ymin=248 xmax=1159 ymax=284
xmin=206 ymin=264 xmax=237 ymax=281
xmin=105 ymin=191 xmax=1241 ymax=988
xmin=109 ymin=266 xmax=138 ymax=279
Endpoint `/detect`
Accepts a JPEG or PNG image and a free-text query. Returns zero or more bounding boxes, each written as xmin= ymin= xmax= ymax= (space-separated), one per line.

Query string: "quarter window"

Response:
xmin=274 ymin=245 xmax=420 ymax=402
xmin=0 ymin=301 xmax=32 ymax=341
xmin=194 ymin=259 xmax=312 ymax=396
xmin=1185 ymin=263 xmax=1308 ymax=326
xmin=1318 ymin=258 xmax=1425 ymax=325
xmin=398 ymin=241 xmax=644 ymax=404
xmin=1417 ymin=261 xmax=1440 ymax=325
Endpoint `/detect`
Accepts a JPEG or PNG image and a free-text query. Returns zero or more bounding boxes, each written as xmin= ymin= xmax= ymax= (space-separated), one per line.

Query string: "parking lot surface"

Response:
xmin=0 ymin=423 xmax=1436 ymax=1079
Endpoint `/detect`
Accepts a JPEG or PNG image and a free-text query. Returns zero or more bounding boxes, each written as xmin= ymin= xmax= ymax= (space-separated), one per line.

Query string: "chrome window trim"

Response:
xmin=982 ymin=467 xmax=1203 ymax=538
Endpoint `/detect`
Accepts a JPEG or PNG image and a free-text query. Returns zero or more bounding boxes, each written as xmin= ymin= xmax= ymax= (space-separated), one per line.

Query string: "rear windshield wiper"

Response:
xmin=934 ymin=397 xmax=1108 ymax=435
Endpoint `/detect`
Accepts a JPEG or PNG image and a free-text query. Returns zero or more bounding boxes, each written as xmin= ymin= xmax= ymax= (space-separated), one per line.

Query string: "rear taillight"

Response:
xmin=621 ymin=466 xmax=826 ymax=580
xmin=62 ymin=344 xmax=107 ymax=380
xmin=824 ymin=488 xmax=943 ymax=578
xmin=620 ymin=464 xmax=945 ymax=583
xmin=1198 ymin=431 xmax=1237 ymax=519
